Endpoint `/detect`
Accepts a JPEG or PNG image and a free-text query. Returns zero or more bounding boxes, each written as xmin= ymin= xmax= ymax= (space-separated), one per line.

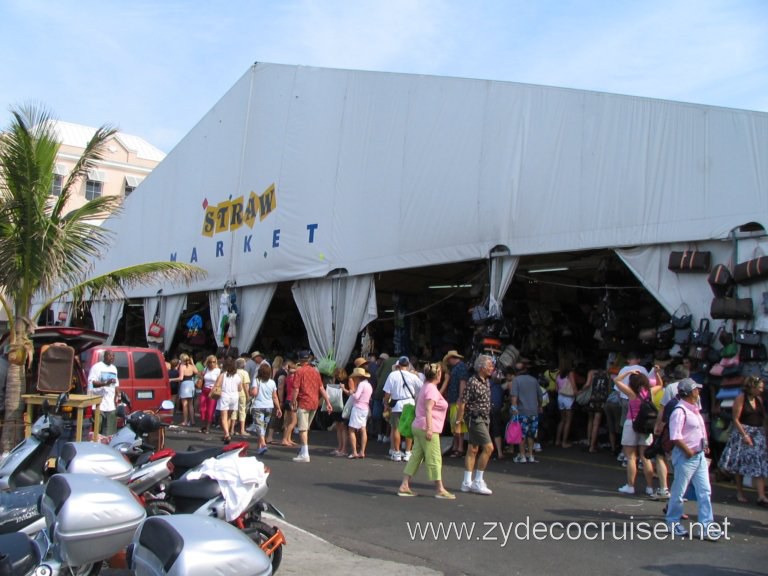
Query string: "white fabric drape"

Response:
xmin=160 ymin=295 xmax=187 ymax=352
xmin=615 ymin=241 xmax=736 ymax=326
xmin=143 ymin=296 xmax=161 ymax=335
xmin=292 ymin=274 xmax=378 ymax=368
xmin=90 ymin=300 xmax=124 ymax=345
xmin=235 ymin=284 xmax=277 ymax=353
xmin=489 ymin=255 xmax=519 ymax=316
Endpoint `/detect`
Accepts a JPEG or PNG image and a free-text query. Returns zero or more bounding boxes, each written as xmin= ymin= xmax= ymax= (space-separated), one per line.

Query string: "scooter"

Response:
xmin=0 ymin=393 xmax=68 ymax=491
xmin=109 ymin=399 xmax=175 ymax=463
xmin=0 ymin=473 xmax=147 ymax=576
xmin=0 ymin=441 xmax=169 ymax=537
xmin=148 ymin=456 xmax=286 ymax=573
xmin=127 ymin=515 xmax=272 ymax=576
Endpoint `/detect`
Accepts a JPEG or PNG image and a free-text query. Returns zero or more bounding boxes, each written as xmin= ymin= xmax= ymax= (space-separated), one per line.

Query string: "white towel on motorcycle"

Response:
xmin=186 ymin=456 xmax=268 ymax=521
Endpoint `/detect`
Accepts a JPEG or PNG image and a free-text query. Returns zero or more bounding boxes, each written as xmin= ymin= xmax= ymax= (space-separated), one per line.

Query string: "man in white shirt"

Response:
xmin=87 ymin=350 xmax=120 ymax=435
xmin=383 ymin=356 xmax=422 ymax=462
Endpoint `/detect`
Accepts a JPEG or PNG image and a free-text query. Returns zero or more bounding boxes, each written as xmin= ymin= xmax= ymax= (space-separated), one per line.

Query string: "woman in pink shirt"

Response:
xmin=398 ymin=363 xmax=454 ymax=499
xmin=346 ymin=367 xmax=372 ymax=458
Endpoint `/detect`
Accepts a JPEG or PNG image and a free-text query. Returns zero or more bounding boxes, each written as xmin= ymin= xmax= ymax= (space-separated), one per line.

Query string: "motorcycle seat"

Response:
xmin=0 ymin=532 xmax=41 ymax=575
xmin=167 ymin=478 xmax=221 ymax=500
xmin=0 ymin=485 xmax=44 ymax=535
xmin=136 ymin=516 xmax=184 ymax=573
xmin=171 ymin=447 xmax=224 ymax=471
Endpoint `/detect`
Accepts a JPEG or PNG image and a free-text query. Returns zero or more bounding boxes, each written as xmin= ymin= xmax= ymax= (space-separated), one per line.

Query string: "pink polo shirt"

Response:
xmin=668 ymin=399 xmax=707 ymax=453
xmin=412 ymin=382 xmax=448 ymax=434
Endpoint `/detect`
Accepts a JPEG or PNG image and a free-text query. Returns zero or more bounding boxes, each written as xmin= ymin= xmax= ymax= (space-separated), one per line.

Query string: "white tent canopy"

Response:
xmin=87 ymin=63 xmax=768 ymax=354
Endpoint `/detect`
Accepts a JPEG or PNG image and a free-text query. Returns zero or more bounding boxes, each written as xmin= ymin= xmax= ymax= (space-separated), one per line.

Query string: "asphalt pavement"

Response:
xmin=162 ymin=421 xmax=768 ymax=576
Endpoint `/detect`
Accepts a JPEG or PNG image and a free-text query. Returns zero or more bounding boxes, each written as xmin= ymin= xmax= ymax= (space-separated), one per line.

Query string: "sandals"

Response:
xmin=223 ymin=436 xmax=231 ymax=443
xmin=435 ymin=491 xmax=456 ymax=500
xmin=348 ymin=453 xmax=359 ymax=459
xmin=757 ymin=499 xmax=768 ymax=508
xmin=397 ymin=488 xmax=416 ymax=497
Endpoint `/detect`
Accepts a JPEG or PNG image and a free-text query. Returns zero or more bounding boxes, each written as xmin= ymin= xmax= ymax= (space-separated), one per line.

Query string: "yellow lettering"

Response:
xmin=244 ymin=192 xmax=258 ymax=229
xmin=259 ymin=184 xmax=276 ymax=221
xmin=215 ymin=201 xmax=231 ymax=234
xmin=202 ymin=207 xmax=216 ymax=237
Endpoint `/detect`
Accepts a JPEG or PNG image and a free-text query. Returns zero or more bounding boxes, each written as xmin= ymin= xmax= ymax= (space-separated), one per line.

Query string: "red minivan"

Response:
xmin=81 ymin=346 xmax=171 ymax=413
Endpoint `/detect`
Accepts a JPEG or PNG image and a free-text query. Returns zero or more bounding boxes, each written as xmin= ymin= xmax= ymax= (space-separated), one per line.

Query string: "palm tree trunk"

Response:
xmin=1 ymin=322 xmax=29 ymax=452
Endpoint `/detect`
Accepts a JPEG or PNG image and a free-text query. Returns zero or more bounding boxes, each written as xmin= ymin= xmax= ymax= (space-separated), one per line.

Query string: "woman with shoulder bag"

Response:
xmin=178 ymin=353 xmax=199 ymax=427
xmin=198 ymin=355 xmax=221 ymax=434
xmin=398 ymin=363 xmax=454 ymax=499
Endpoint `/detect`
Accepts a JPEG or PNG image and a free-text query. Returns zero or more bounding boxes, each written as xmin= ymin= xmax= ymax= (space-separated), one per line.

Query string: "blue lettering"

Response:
xmin=243 ymin=235 xmax=252 ymax=252
xmin=170 ymin=253 xmax=177 ymax=262
xmin=190 ymin=247 xmax=198 ymax=263
xmin=272 ymin=229 xmax=281 ymax=248
xmin=216 ymin=241 xmax=224 ymax=257
xmin=307 ymin=223 xmax=318 ymax=243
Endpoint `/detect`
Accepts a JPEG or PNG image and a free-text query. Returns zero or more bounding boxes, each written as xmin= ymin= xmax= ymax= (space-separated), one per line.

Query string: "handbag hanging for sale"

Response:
xmin=708 ymin=264 xmax=735 ymax=298
xmin=739 ymin=343 xmax=767 ymax=363
xmin=736 ymin=327 xmax=761 ymax=346
xmin=690 ymin=319 xmax=712 ymax=346
xmin=733 ymin=253 xmax=768 ymax=284
xmin=668 ymin=250 xmax=711 ymax=273
xmin=671 ymin=304 xmax=692 ymax=329
xmin=711 ymin=297 xmax=753 ymax=320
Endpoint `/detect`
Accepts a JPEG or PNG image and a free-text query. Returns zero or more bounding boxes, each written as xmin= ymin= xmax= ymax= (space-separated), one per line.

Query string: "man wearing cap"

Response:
xmin=665 ymin=378 xmax=720 ymax=539
xmin=440 ymin=350 xmax=469 ymax=457
xmin=383 ymin=356 xmax=422 ymax=462
xmin=290 ymin=350 xmax=333 ymax=463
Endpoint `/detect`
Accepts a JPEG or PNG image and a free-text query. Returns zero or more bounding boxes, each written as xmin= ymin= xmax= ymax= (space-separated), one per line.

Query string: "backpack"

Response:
xmin=586 ymin=371 xmax=611 ymax=410
xmin=660 ymin=399 xmax=684 ymax=453
xmin=632 ymin=395 xmax=659 ymax=434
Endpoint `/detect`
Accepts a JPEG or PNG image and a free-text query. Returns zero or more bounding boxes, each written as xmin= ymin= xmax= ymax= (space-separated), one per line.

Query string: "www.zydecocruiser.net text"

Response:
xmin=406 ymin=518 xmax=730 ymax=546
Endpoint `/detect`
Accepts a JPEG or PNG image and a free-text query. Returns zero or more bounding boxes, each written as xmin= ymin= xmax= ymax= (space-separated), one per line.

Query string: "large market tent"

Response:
xmin=85 ymin=62 xmax=768 ymax=364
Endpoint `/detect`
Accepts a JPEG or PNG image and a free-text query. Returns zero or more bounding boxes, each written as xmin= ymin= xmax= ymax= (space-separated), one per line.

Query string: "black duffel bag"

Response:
xmin=668 ymin=250 xmax=711 ymax=273
xmin=736 ymin=328 xmax=761 ymax=346
xmin=711 ymin=297 xmax=753 ymax=320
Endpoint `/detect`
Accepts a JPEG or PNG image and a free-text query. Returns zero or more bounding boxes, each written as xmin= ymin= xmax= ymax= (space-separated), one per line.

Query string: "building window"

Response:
xmin=124 ymin=175 xmax=142 ymax=198
xmin=85 ymin=180 xmax=103 ymax=201
xmin=50 ymin=174 xmax=63 ymax=196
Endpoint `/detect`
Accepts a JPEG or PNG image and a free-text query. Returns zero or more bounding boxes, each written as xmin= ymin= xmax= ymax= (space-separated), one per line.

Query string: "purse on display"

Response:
xmin=690 ymin=319 xmax=712 ymax=346
xmin=668 ymin=250 xmax=711 ymax=273
xmin=671 ymin=305 xmax=692 ymax=329
xmin=733 ymin=250 xmax=768 ymax=284
xmin=739 ymin=343 xmax=767 ymax=363
xmin=736 ymin=328 xmax=761 ymax=346
xmin=708 ymin=264 xmax=735 ymax=298
xmin=711 ymin=297 xmax=753 ymax=320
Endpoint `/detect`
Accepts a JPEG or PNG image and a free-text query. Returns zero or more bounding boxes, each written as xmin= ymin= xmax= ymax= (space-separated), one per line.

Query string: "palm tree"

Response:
xmin=0 ymin=104 xmax=205 ymax=450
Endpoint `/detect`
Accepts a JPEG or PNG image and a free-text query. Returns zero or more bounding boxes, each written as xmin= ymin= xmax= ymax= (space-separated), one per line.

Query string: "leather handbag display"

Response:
xmin=690 ymin=319 xmax=713 ymax=346
xmin=668 ymin=250 xmax=711 ymax=273
xmin=739 ymin=343 xmax=767 ymax=363
xmin=736 ymin=328 xmax=761 ymax=346
xmin=708 ymin=264 xmax=734 ymax=298
xmin=671 ymin=305 xmax=692 ymax=329
xmin=734 ymin=255 xmax=768 ymax=284
xmin=711 ymin=297 xmax=753 ymax=320
xmin=656 ymin=323 xmax=674 ymax=347
xmin=674 ymin=328 xmax=692 ymax=346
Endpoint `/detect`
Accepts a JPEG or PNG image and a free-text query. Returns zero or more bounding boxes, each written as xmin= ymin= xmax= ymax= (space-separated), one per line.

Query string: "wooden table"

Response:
xmin=22 ymin=394 xmax=102 ymax=442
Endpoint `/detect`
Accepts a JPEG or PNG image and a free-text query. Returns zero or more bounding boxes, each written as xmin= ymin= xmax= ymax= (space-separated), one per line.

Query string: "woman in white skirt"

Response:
xmin=177 ymin=353 xmax=199 ymax=427
xmin=215 ymin=356 xmax=243 ymax=444
xmin=345 ymin=367 xmax=373 ymax=458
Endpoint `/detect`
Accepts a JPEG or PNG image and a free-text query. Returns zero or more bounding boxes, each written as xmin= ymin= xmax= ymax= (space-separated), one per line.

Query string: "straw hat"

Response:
xmin=350 ymin=367 xmax=370 ymax=379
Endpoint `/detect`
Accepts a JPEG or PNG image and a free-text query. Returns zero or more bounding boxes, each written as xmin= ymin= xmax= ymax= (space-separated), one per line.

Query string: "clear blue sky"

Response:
xmin=2 ymin=0 xmax=766 ymax=152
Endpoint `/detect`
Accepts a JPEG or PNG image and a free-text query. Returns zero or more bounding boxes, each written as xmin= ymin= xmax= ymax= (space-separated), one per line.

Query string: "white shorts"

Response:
xmin=217 ymin=392 xmax=239 ymax=411
xmin=179 ymin=380 xmax=195 ymax=399
xmin=558 ymin=394 xmax=574 ymax=410
xmin=621 ymin=419 xmax=653 ymax=447
xmin=348 ymin=406 xmax=369 ymax=430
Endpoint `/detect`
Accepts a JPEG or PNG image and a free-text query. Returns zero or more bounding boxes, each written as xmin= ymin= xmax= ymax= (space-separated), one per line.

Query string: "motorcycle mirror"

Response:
xmin=116 ymin=404 xmax=127 ymax=418
xmin=160 ymin=400 xmax=175 ymax=411
xmin=120 ymin=391 xmax=132 ymax=407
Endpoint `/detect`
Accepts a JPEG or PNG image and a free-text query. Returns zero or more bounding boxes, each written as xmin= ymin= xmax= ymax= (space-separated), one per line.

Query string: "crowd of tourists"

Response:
xmin=162 ymin=346 xmax=767 ymax=537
